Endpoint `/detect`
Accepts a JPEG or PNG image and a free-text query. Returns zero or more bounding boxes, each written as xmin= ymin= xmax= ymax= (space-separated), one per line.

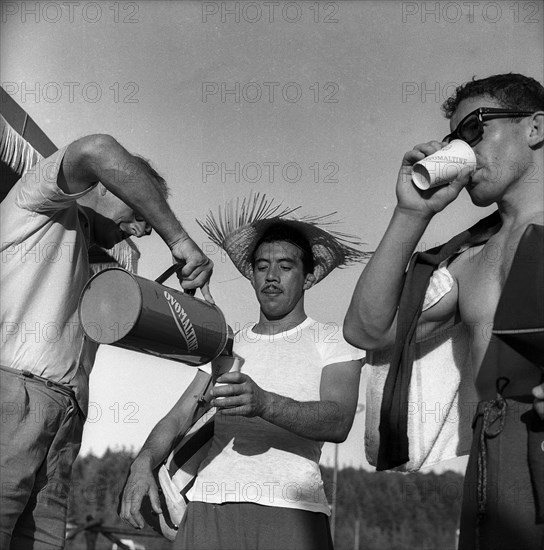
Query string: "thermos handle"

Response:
xmin=155 ymin=264 xmax=196 ymax=296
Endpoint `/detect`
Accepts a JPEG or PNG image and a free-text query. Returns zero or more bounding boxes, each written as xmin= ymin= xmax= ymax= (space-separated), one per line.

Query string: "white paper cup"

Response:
xmin=411 ymin=139 xmax=476 ymax=190
xmin=211 ymin=355 xmax=244 ymax=406
xmin=211 ymin=354 xmax=243 ymax=385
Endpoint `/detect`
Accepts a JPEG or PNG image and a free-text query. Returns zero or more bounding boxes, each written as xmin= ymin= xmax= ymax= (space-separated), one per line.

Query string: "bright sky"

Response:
xmin=2 ymin=0 xmax=543 ymax=472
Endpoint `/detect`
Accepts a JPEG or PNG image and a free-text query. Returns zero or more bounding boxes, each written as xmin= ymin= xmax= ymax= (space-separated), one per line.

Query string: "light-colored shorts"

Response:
xmin=0 ymin=366 xmax=84 ymax=549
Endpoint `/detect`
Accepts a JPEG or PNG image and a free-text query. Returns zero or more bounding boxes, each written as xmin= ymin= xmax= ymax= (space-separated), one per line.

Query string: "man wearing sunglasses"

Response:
xmin=345 ymin=73 xmax=544 ymax=549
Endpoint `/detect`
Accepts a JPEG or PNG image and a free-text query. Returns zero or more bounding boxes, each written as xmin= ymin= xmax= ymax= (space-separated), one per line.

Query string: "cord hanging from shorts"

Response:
xmin=475 ymin=376 xmax=510 ymax=549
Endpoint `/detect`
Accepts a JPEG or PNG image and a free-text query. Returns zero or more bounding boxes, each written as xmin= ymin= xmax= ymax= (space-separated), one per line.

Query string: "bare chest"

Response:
xmin=457 ymin=240 xmax=516 ymax=328
xmin=454 ymin=231 xmax=529 ymax=380
xmin=451 ymin=221 xmax=542 ymax=397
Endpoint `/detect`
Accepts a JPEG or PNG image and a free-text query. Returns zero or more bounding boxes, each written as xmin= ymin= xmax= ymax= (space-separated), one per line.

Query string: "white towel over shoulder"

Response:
xmin=364 ymin=264 xmax=477 ymax=472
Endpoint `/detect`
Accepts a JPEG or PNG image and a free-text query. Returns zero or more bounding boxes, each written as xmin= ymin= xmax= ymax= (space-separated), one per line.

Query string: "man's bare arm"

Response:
xmin=60 ymin=134 xmax=214 ymax=298
xmin=344 ymin=207 xmax=431 ymax=350
xmin=119 ymin=370 xmax=211 ymax=529
xmin=344 ymin=141 xmax=471 ymax=351
xmin=212 ymin=359 xmax=363 ymax=443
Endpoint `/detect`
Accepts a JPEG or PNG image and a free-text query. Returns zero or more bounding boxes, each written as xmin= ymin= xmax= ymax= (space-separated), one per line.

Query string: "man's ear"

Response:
xmin=94 ymin=182 xmax=107 ymax=196
xmin=303 ymin=273 xmax=316 ymax=290
xmin=528 ymin=112 xmax=544 ymax=149
xmin=250 ymin=272 xmax=256 ymax=288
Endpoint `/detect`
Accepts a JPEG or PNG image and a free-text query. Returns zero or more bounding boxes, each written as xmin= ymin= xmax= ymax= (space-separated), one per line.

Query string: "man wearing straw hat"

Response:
xmin=120 ymin=194 xmax=367 ymax=549
xmin=344 ymin=73 xmax=544 ymax=549
xmin=0 ymin=131 xmax=214 ymax=549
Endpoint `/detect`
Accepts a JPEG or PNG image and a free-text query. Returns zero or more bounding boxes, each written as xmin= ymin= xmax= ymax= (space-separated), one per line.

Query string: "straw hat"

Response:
xmin=197 ymin=193 xmax=371 ymax=284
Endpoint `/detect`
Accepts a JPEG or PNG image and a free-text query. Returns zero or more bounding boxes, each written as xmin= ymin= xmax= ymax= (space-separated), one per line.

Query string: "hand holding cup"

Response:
xmin=411 ymin=139 xmax=476 ymax=190
xmin=211 ymin=354 xmax=244 ymax=385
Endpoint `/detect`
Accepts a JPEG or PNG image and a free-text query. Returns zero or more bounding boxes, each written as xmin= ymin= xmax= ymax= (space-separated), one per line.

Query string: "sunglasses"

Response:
xmin=443 ymin=107 xmax=534 ymax=146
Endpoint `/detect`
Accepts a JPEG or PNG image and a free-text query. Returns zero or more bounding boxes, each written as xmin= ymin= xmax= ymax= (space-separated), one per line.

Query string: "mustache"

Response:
xmin=262 ymin=284 xmax=282 ymax=292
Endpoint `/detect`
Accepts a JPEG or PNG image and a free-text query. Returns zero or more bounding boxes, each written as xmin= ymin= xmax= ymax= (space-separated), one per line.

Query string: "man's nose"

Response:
xmin=265 ymin=266 xmax=280 ymax=281
xmin=130 ymin=220 xmax=152 ymax=238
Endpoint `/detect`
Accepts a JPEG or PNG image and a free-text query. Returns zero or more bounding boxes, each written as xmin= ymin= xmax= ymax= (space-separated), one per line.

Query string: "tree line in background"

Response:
xmin=66 ymin=450 xmax=464 ymax=550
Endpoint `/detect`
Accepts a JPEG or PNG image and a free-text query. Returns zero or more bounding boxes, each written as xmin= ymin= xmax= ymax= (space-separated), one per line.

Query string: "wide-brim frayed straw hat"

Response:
xmin=197 ymin=193 xmax=371 ymax=284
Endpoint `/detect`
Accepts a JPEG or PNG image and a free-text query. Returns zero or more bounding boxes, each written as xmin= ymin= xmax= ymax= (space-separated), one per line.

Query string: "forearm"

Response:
xmin=260 ymin=391 xmax=352 ymax=443
xmin=131 ymin=416 xmax=184 ymax=472
xmin=121 ymin=410 xmax=195 ymax=529
xmin=132 ymin=373 xmax=212 ymax=471
xmin=89 ymin=136 xmax=188 ymax=247
xmin=344 ymin=206 xmax=431 ymax=349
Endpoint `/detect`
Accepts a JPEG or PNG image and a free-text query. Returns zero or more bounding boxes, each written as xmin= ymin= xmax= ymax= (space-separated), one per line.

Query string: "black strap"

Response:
xmin=155 ymin=264 xmax=196 ymax=296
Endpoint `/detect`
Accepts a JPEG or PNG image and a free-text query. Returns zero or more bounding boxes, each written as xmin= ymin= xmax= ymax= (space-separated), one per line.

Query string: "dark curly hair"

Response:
xmin=441 ymin=73 xmax=544 ymax=119
xmin=251 ymin=223 xmax=315 ymax=276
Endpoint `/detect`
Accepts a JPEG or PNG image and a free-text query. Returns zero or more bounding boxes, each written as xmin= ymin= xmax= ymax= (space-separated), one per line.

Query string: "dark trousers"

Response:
xmin=459 ymin=396 xmax=544 ymax=550
xmin=175 ymin=501 xmax=334 ymax=550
